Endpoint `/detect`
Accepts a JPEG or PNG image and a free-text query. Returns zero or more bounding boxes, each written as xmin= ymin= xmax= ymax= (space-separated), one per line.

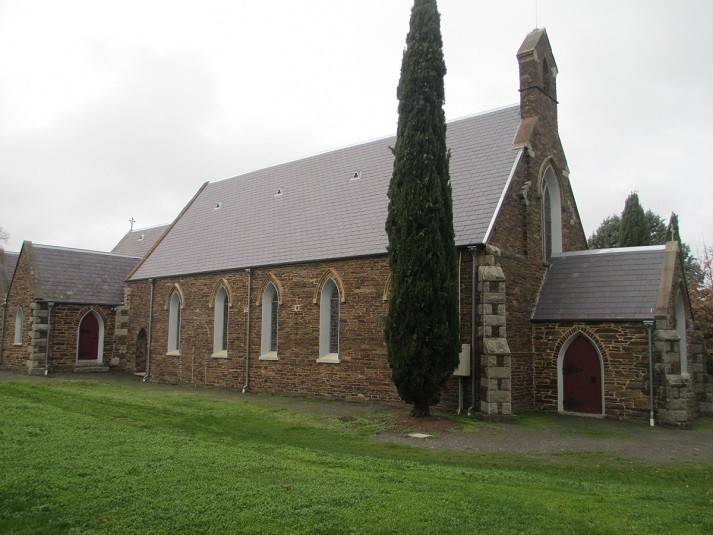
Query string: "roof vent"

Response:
xmin=214 ymin=202 xmax=222 ymax=210
xmin=351 ymin=170 xmax=362 ymax=180
xmin=275 ymin=188 xmax=284 ymax=197
xmin=138 ymin=234 xmax=145 ymax=241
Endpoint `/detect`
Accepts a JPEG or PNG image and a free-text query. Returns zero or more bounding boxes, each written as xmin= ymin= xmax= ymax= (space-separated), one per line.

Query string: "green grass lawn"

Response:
xmin=0 ymin=379 xmax=711 ymax=534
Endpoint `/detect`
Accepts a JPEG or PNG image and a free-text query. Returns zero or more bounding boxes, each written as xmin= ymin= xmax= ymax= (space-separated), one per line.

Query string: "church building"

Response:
xmin=2 ymin=29 xmax=710 ymax=426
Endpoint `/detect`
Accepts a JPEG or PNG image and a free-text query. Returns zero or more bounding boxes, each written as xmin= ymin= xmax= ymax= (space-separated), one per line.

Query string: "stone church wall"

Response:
xmin=124 ymin=253 xmax=479 ymax=410
xmin=0 ymin=248 xmax=36 ymax=371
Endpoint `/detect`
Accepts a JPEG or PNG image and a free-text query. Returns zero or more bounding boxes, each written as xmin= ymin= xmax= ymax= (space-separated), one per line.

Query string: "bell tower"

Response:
xmin=516 ymin=28 xmax=558 ymax=127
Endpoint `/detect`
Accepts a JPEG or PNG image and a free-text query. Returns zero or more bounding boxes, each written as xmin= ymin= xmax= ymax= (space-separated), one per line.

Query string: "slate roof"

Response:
xmin=130 ymin=105 xmax=522 ymax=280
xmin=32 ymin=245 xmax=140 ymax=305
xmin=532 ymin=246 xmax=667 ymax=321
xmin=1 ymin=250 xmax=19 ymax=298
xmin=111 ymin=224 xmax=170 ymax=257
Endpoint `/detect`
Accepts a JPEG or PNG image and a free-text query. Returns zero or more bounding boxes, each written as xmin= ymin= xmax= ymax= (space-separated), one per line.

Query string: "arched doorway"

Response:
xmin=77 ymin=312 xmax=103 ymax=362
xmin=135 ymin=328 xmax=147 ymax=374
xmin=560 ymin=335 xmax=603 ymax=415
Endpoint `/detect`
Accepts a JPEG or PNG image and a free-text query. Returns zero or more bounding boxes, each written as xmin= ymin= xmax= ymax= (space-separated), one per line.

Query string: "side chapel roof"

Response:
xmin=533 ymin=245 xmax=669 ymax=321
xmin=26 ymin=243 xmax=140 ymax=305
xmin=1 ymin=250 xmax=19 ymax=299
xmin=111 ymin=224 xmax=170 ymax=257
xmin=130 ymin=105 xmax=523 ymax=280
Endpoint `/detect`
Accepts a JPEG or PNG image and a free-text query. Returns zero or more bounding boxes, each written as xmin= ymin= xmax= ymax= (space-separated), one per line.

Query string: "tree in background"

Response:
xmin=588 ymin=200 xmax=701 ymax=284
xmin=619 ymin=192 xmax=650 ymax=247
xmin=385 ymin=0 xmax=460 ymax=417
xmin=689 ymin=244 xmax=713 ymax=373
xmin=0 ymin=226 xmax=8 ymax=252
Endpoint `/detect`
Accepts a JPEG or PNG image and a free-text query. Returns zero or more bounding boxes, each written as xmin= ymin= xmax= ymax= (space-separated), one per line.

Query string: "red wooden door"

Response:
xmin=562 ymin=336 xmax=602 ymax=414
xmin=78 ymin=314 xmax=99 ymax=360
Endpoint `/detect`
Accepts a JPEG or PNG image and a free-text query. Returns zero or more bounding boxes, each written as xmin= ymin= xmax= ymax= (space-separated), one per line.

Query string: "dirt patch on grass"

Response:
xmin=387 ymin=414 xmax=457 ymax=436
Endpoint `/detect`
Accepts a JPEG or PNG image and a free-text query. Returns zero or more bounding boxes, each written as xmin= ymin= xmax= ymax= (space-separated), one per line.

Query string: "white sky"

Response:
xmin=1 ymin=0 xmax=711 ymax=257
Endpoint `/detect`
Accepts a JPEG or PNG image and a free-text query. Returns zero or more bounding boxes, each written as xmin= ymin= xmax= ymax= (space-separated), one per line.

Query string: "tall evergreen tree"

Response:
xmin=385 ymin=0 xmax=460 ymax=417
xmin=619 ymin=192 xmax=650 ymax=247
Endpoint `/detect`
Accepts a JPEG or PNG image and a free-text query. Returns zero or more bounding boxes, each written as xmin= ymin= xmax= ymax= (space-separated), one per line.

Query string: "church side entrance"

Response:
xmin=78 ymin=313 xmax=100 ymax=361
xmin=561 ymin=335 xmax=602 ymax=415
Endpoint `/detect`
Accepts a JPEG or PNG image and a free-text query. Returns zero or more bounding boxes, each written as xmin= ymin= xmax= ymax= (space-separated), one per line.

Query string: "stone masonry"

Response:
xmin=477 ymin=245 xmax=512 ymax=416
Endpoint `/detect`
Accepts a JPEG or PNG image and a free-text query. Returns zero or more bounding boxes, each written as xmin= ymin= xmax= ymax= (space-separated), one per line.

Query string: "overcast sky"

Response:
xmin=1 ymin=0 xmax=711 ymax=258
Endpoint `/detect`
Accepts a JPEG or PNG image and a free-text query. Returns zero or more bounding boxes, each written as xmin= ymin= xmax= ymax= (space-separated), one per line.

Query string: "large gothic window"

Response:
xmin=318 ymin=278 xmax=340 ymax=361
xmin=260 ymin=283 xmax=279 ymax=357
xmin=541 ymin=166 xmax=562 ymax=260
xmin=213 ymin=287 xmax=229 ymax=355
xmin=168 ymin=291 xmax=182 ymax=353
xmin=14 ymin=307 xmax=23 ymax=345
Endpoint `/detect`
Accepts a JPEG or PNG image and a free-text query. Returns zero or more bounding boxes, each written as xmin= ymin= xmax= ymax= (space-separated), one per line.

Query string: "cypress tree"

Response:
xmin=385 ymin=0 xmax=460 ymax=417
xmin=619 ymin=192 xmax=650 ymax=247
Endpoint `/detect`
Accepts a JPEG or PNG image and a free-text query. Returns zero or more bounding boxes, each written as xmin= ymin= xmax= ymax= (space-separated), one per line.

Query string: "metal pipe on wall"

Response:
xmin=467 ymin=246 xmax=478 ymax=415
xmin=243 ymin=268 xmax=252 ymax=393
xmin=144 ymin=279 xmax=155 ymax=382
xmin=644 ymin=319 xmax=655 ymax=426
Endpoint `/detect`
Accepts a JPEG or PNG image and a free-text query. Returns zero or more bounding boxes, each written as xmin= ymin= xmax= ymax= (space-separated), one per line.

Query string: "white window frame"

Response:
xmin=212 ymin=287 xmax=229 ymax=357
xmin=13 ymin=307 xmax=23 ymax=345
xmin=317 ymin=278 xmax=340 ymax=363
xmin=167 ymin=291 xmax=181 ymax=355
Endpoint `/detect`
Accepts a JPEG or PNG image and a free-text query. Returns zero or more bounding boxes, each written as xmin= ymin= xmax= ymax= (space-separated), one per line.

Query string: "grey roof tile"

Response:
xmin=533 ymin=246 xmax=667 ymax=321
xmin=111 ymin=225 xmax=170 ymax=257
xmin=131 ymin=106 xmax=522 ymax=280
xmin=33 ymin=245 xmax=140 ymax=305
xmin=1 ymin=251 xmax=19 ymax=285
xmin=1 ymin=250 xmax=19 ymax=298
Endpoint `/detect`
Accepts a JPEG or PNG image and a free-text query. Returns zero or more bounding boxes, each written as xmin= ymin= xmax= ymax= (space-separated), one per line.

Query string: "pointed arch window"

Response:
xmin=542 ymin=166 xmax=562 ymax=260
xmin=260 ymin=283 xmax=279 ymax=359
xmin=13 ymin=307 xmax=23 ymax=345
xmin=213 ymin=287 xmax=229 ymax=356
xmin=167 ymin=291 xmax=182 ymax=354
xmin=317 ymin=279 xmax=340 ymax=362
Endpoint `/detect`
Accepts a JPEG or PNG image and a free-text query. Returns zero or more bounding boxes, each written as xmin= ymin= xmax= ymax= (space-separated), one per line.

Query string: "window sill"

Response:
xmin=211 ymin=350 xmax=228 ymax=359
xmin=316 ymin=353 xmax=340 ymax=364
xmin=166 ymin=350 xmax=181 ymax=357
xmin=13 ymin=342 xmax=22 ymax=346
xmin=259 ymin=352 xmax=278 ymax=361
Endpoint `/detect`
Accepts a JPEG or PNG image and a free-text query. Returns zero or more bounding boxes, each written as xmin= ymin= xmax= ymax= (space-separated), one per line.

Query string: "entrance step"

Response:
xmin=74 ymin=364 xmax=110 ymax=373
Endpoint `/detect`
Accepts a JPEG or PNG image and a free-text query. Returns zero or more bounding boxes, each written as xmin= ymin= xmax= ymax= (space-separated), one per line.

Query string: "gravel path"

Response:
xmin=380 ymin=413 xmax=713 ymax=464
